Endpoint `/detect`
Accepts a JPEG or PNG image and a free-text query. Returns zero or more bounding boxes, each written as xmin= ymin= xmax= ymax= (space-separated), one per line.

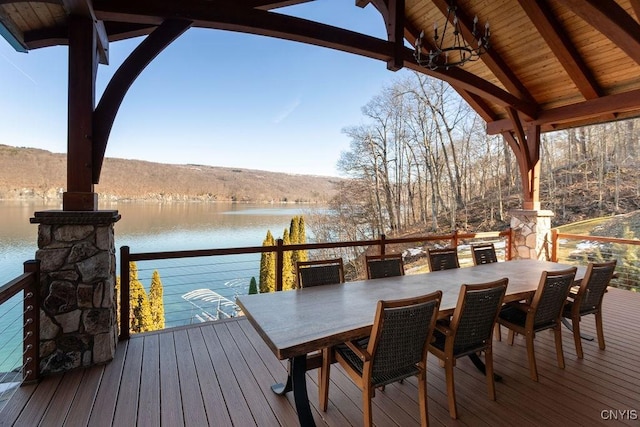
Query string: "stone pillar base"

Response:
xmin=30 ymin=210 xmax=120 ymax=374
xmin=509 ymin=209 xmax=554 ymax=260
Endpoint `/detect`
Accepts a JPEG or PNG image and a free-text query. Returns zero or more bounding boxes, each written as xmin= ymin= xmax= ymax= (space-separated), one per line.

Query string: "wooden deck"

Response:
xmin=2 ymin=287 xmax=639 ymax=426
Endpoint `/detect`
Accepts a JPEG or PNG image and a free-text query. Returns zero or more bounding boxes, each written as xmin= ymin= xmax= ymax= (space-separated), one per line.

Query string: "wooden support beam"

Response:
xmin=64 ymin=14 xmax=97 ymax=211
xmin=486 ymin=88 xmax=640 ymax=134
xmin=501 ymin=120 xmax=541 ymax=210
xmin=386 ymin=0 xmax=405 ymax=71
xmin=63 ymin=0 xmax=109 ymax=64
xmin=524 ymin=124 xmax=541 ymax=210
xmin=507 ymin=107 xmax=530 ymax=167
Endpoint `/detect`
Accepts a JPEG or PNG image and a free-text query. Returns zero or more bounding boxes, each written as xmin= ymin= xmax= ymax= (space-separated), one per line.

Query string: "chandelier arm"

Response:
xmin=414 ymin=0 xmax=489 ymax=70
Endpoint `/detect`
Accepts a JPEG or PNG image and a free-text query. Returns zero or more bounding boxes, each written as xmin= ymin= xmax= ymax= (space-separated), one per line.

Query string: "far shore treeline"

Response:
xmin=0 ymin=144 xmax=339 ymax=204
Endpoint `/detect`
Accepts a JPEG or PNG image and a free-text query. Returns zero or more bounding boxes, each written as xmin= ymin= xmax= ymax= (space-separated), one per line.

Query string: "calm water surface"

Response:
xmin=0 ymin=200 xmax=312 ymax=279
xmin=0 ymin=201 xmax=316 ymax=372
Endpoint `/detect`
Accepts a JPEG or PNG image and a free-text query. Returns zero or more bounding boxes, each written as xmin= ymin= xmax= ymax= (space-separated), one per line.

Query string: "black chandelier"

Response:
xmin=414 ymin=1 xmax=490 ymax=71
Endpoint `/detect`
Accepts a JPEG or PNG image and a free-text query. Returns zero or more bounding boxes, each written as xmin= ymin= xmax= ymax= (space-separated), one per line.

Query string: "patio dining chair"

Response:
xmin=365 ymin=254 xmax=405 ymax=279
xmin=428 ymin=278 xmax=508 ymax=419
xmin=321 ymin=291 xmax=442 ymax=427
xmin=471 ymin=243 xmax=498 ymax=265
xmin=427 ymin=247 xmax=460 ymax=271
xmin=296 ymin=258 xmax=344 ymax=288
xmin=497 ymin=267 xmax=577 ymax=381
xmin=295 ymin=258 xmax=345 ymax=408
xmin=562 ymin=260 xmax=616 ymax=359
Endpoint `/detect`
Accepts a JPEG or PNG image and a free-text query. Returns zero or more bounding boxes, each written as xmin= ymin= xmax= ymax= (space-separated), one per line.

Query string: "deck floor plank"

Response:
xmin=173 ymin=328 xmax=210 ymax=427
xmin=237 ymin=316 xmax=333 ymax=427
xmin=62 ymin=364 xmax=103 ymax=426
xmin=11 ymin=371 xmax=61 ymax=426
xmin=38 ymin=368 xmax=84 ymax=427
xmin=199 ymin=323 xmax=257 ymax=426
xmin=138 ymin=333 xmax=161 ymax=427
xmin=1 ymin=287 xmax=639 ymax=426
xmin=226 ymin=319 xmax=301 ymax=426
xmin=87 ymin=338 xmax=128 ymax=426
xmin=158 ymin=330 xmax=184 ymax=426
xmin=185 ymin=326 xmax=234 ymax=427
xmin=319 ymin=361 xmax=405 ymax=426
xmin=113 ymin=335 xmax=144 ymax=426
xmin=213 ymin=321 xmax=283 ymax=426
xmin=0 ymin=381 xmax=36 ymax=425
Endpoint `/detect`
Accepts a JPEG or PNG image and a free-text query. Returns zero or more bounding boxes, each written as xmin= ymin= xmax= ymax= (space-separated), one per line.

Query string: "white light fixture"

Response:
xmin=414 ymin=0 xmax=490 ymax=71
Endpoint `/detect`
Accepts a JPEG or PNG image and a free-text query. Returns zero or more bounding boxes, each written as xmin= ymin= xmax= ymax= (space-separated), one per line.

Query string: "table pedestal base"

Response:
xmin=271 ymin=355 xmax=316 ymax=427
xmin=561 ymin=318 xmax=594 ymax=341
xmin=469 ymin=353 xmax=502 ymax=382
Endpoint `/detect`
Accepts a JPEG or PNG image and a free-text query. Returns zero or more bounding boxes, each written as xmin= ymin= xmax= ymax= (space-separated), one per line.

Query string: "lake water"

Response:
xmin=0 ymin=201 xmax=316 ymax=372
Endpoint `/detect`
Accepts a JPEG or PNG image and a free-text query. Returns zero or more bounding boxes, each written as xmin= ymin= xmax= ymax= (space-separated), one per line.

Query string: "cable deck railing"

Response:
xmin=0 ymin=260 xmax=40 ymax=409
xmin=551 ymin=229 xmax=640 ymax=291
xmin=118 ymin=230 xmax=513 ymax=339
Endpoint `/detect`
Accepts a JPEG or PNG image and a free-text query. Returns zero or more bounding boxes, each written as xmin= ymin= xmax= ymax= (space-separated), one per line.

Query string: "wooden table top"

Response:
xmin=236 ymin=259 xmax=585 ymax=360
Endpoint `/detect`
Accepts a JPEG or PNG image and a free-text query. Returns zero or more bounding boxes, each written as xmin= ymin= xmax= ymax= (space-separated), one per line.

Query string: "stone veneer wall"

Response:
xmin=509 ymin=209 xmax=554 ymax=260
xmin=30 ymin=210 xmax=120 ymax=375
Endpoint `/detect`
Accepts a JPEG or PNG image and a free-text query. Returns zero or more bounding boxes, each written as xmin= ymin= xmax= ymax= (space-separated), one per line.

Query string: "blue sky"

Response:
xmin=0 ymin=1 xmax=411 ymax=177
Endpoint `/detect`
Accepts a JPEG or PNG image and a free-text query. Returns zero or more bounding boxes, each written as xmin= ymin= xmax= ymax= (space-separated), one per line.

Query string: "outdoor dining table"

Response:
xmin=235 ymin=258 xmax=586 ymax=427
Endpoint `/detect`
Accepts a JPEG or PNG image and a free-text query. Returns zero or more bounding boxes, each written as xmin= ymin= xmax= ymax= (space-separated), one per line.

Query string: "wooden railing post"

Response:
xmin=452 ymin=230 xmax=459 ymax=247
xmin=379 ymin=234 xmax=387 ymax=256
xmin=551 ymin=228 xmax=559 ymax=262
xmin=507 ymin=228 xmax=513 ymax=260
xmin=276 ymin=239 xmax=284 ymax=292
xmin=120 ymin=246 xmax=131 ymax=340
xmin=23 ymin=259 xmax=40 ymax=383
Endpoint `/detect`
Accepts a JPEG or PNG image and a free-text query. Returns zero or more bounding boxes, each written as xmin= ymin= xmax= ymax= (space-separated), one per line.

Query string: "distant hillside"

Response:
xmin=0 ymin=145 xmax=340 ymax=203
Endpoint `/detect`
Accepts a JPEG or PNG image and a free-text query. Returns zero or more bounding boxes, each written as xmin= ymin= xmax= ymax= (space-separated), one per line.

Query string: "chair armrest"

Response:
xmin=344 ymin=340 xmax=371 ymax=362
xmin=504 ymin=301 xmax=532 ymax=313
xmin=435 ymin=322 xmax=453 ymax=336
xmin=568 ymin=285 xmax=580 ymax=299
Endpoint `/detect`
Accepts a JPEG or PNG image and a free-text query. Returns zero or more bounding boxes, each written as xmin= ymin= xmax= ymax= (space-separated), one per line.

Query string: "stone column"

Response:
xmin=30 ymin=210 xmax=120 ymax=375
xmin=509 ymin=209 xmax=554 ymax=260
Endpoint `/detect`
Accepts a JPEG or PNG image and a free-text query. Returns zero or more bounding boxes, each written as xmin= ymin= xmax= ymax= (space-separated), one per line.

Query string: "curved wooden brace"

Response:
xmin=502 ymin=109 xmax=541 ymax=210
xmin=92 ymin=19 xmax=192 ymax=183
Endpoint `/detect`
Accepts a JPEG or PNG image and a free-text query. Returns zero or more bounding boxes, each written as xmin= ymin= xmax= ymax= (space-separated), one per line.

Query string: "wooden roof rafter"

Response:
xmin=556 ymin=0 xmax=640 ymax=65
xmin=631 ymin=0 xmax=640 ymax=21
xmin=401 ymin=50 xmax=537 ymax=118
xmin=402 ymin=7 xmax=536 ymax=119
xmin=517 ymin=0 xmax=602 ymax=100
